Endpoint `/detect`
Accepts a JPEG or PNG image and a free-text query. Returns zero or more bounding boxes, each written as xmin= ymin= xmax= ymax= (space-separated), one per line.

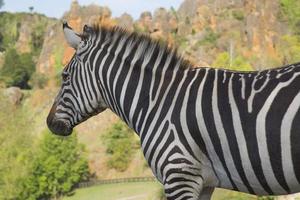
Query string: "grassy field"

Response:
xmin=63 ymin=181 xmax=261 ymax=200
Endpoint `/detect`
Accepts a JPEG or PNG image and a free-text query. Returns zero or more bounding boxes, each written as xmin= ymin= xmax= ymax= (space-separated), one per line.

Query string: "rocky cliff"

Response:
xmin=36 ymin=1 xmax=114 ymax=86
xmin=176 ymin=0 xmax=288 ymax=68
xmin=36 ymin=0 xmax=291 ymax=79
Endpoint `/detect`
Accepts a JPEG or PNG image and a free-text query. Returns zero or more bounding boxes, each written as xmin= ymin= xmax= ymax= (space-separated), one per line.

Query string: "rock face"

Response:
xmin=12 ymin=14 xmax=55 ymax=54
xmin=36 ymin=0 xmax=116 ymax=86
xmin=173 ymin=0 xmax=287 ymax=68
xmin=177 ymin=0 xmax=199 ymax=19
xmin=36 ymin=0 xmax=290 ymax=78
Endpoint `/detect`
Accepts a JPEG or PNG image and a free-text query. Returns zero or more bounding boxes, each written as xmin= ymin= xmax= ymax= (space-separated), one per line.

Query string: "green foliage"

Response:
xmin=0 ymin=12 xmax=49 ymax=52
xmin=0 ymin=47 xmax=35 ymax=89
xmin=212 ymin=52 xmax=253 ymax=71
xmin=30 ymin=72 xmax=48 ymax=89
xmin=232 ymin=10 xmax=245 ymax=21
xmin=279 ymin=35 xmax=300 ymax=64
xmin=0 ymin=12 xmax=20 ymax=51
xmin=102 ymin=122 xmax=138 ymax=172
xmin=31 ymin=21 xmax=47 ymax=55
xmin=0 ymin=12 xmax=52 ymax=88
xmin=280 ymin=0 xmax=300 ymax=34
xmin=53 ymin=45 xmax=64 ymax=86
xmin=54 ymin=45 xmax=64 ymax=73
xmin=197 ymin=28 xmax=219 ymax=46
xmin=20 ymin=130 xmax=89 ymax=200
xmin=0 ymin=94 xmax=35 ymax=199
xmin=175 ymin=36 xmax=189 ymax=49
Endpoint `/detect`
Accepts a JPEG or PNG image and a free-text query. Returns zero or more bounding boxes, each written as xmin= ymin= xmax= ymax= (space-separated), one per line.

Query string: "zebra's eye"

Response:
xmin=62 ymin=72 xmax=70 ymax=82
xmin=79 ymin=40 xmax=87 ymax=48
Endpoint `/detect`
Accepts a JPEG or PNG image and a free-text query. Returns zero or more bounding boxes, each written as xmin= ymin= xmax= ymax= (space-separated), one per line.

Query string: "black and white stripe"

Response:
xmin=48 ymin=23 xmax=300 ymax=199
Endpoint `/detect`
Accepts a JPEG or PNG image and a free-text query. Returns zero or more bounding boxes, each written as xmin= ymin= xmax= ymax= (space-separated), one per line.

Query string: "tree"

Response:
xmin=20 ymin=130 xmax=89 ymax=200
xmin=102 ymin=122 xmax=138 ymax=171
xmin=29 ymin=6 xmax=34 ymax=13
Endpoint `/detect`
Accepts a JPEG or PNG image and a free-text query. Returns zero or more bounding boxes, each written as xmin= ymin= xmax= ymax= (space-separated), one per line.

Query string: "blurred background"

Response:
xmin=0 ymin=0 xmax=300 ymax=199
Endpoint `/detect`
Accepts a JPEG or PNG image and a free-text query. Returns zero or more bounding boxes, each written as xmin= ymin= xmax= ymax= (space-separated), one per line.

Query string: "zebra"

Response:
xmin=47 ymin=21 xmax=300 ymax=200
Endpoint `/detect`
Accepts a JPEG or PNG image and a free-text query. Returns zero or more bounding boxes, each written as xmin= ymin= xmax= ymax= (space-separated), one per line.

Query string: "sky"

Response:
xmin=2 ymin=0 xmax=184 ymax=19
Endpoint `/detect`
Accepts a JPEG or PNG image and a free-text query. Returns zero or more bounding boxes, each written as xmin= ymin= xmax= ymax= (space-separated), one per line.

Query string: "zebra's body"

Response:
xmin=47 ymin=23 xmax=300 ymax=199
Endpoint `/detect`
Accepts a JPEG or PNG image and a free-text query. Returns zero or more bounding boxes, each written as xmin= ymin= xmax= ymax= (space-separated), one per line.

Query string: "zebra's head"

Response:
xmin=47 ymin=22 xmax=108 ymax=136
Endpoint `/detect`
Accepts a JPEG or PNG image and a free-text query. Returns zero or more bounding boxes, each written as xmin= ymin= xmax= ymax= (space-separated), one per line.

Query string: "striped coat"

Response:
xmin=47 ymin=22 xmax=300 ymax=199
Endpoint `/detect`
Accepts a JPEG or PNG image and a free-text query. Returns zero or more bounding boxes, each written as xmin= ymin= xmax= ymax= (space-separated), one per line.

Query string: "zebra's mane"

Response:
xmin=86 ymin=24 xmax=194 ymax=70
xmin=82 ymin=25 xmax=300 ymax=74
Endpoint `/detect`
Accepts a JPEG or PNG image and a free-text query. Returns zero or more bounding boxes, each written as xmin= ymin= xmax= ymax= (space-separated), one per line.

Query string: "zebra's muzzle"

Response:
xmin=47 ymin=102 xmax=73 ymax=136
xmin=47 ymin=118 xmax=73 ymax=136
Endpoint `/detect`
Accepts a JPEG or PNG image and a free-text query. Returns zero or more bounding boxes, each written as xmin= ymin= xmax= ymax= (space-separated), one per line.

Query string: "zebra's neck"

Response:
xmin=95 ymin=38 xmax=188 ymax=134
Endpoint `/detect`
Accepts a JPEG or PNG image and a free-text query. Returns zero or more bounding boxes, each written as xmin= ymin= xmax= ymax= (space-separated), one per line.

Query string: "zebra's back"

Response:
xmin=192 ymin=64 xmax=300 ymax=195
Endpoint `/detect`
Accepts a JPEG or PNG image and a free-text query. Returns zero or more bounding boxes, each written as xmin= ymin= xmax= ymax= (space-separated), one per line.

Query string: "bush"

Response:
xmin=102 ymin=122 xmax=138 ymax=171
xmin=19 ymin=130 xmax=89 ymax=200
xmin=30 ymin=72 xmax=48 ymax=89
xmin=0 ymin=13 xmax=20 ymax=51
xmin=197 ymin=28 xmax=219 ymax=46
xmin=31 ymin=22 xmax=47 ymax=55
xmin=0 ymin=48 xmax=35 ymax=89
xmin=232 ymin=10 xmax=245 ymax=21
xmin=278 ymin=35 xmax=300 ymax=64
xmin=53 ymin=45 xmax=64 ymax=86
xmin=280 ymin=0 xmax=300 ymax=35
xmin=0 ymin=94 xmax=35 ymax=199
xmin=212 ymin=52 xmax=253 ymax=71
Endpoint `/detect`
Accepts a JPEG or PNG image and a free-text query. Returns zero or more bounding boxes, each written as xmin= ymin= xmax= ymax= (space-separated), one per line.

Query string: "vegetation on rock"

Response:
xmin=212 ymin=52 xmax=253 ymax=71
xmin=280 ymin=0 xmax=300 ymax=35
xmin=0 ymin=12 xmax=54 ymax=89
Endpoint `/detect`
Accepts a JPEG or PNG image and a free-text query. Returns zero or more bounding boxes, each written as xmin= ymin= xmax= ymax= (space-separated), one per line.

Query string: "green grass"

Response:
xmin=63 ymin=182 xmax=162 ymax=200
xmin=63 ymin=181 xmax=262 ymax=200
xmin=212 ymin=188 xmax=257 ymax=200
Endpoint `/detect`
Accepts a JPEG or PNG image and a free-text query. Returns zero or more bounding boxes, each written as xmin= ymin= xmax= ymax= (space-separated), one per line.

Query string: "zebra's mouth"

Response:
xmin=47 ymin=118 xmax=73 ymax=136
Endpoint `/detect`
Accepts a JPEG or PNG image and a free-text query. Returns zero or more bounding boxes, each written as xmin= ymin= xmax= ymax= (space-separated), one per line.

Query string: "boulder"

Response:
xmin=3 ymin=87 xmax=23 ymax=105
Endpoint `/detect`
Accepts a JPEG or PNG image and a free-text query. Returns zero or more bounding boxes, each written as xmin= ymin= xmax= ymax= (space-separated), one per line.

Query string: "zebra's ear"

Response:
xmin=63 ymin=21 xmax=82 ymax=49
xmin=83 ymin=24 xmax=93 ymax=35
